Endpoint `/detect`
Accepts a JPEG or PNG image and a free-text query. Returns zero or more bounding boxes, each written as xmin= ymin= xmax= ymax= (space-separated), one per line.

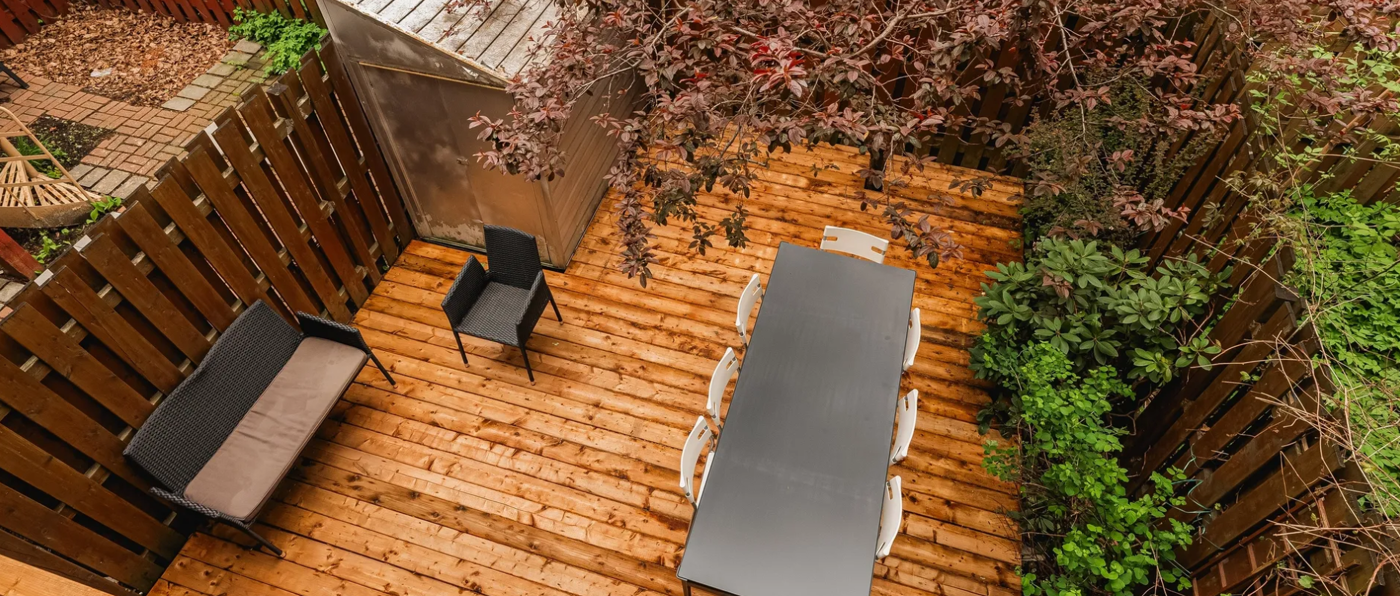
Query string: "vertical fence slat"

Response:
xmin=211 ymin=112 xmax=353 ymax=321
xmin=81 ymin=234 xmax=213 ymax=364
xmin=319 ymin=42 xmax=414 ymax=245
xmin=0 ymin=482 xmax=162 ymax=590
xmin=0 ymin=347 xmax=150 ymax=490
xmin=114 ymin=201 xmax=238 ymax=332
xmin=149 ymin=178 xmax=275 ymax=316
xmin=184 ymin=147 xmax=321 ymax=316
xmin=238 ymin=91 xmax=370 ymax=308
xmin=42 ymin=268 xmax=185 ymax=394
xmin=0 ymin=426 xmax=183 ymax=559
xmin=270 ymin=77 xmax=399 ymax=264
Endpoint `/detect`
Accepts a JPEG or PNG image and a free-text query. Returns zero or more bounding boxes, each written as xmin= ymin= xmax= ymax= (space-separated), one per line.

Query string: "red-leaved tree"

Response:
xmin=465 ymin=0 xmax=1242 ymax=284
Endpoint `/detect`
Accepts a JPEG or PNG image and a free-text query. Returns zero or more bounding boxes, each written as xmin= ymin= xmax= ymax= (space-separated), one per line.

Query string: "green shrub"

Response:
xmin=984 ymin=344 xmax=1192 ymax=596
xmin=230 ymin=9 xmax=326 ymax=75
xmin=88 ymin=195 xmax=123 ymax=224
xmin=972 ymin=238 xmax=1229 ymax=397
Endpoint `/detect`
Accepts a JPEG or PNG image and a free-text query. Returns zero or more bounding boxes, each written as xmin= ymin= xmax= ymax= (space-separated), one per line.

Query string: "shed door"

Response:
xmin=358 ymin=66 xmax=484 ymax=247
xmin=357 ymin=65 xmax=558 ymax=261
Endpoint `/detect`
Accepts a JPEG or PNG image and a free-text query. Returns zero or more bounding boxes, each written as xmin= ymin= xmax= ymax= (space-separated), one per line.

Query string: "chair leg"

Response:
xmin=0 ymin=62 xmax=26 ymax=89
xmin=519 ymin=346 xmax=535 ymax=383
xmin=368 ymin=351 xmax=396 ymax=385
xmin=550 ymin=295 xmax=562 ymax=322
xmin=232 ymin=520 xmax=283 ymax=558
xmin=452 ymin=331 xmax=468 ymax=366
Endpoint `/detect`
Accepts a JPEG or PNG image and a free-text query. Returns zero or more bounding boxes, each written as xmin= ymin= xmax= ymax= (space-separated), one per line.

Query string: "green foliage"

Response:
xmin=972 ymin=238 xmax=1228 ymax=397
xmin=34 ymin=233 xmax=66 ymax=264
xmin=87 ymin=195 xmax=123 ymax=224
xmin=229 ymin=9 xmax=326 ymax=75
xmin=1290 ymin=189 xmax=1400 ymax=514
xmin=984 ymin=345 xmax=1192 ymax=596
xmin=12 ymin=135 xmax=67 ymax=179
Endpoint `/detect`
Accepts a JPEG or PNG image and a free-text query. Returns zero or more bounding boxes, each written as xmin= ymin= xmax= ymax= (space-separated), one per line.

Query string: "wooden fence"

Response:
xmin=0 ymin=0 xmax=323 ymax=50
xmin=88 ymin=0 xmax=324 ymax=28
xmin=88 ymin=0 xmax=323 ymax=28
xmin=0 ymin=0 xmax=65 ymax=48
xmin=0 ymin=39 xmax=409 ymax=595
xmin=1120 ymin=11 xmax=1400 ymax=596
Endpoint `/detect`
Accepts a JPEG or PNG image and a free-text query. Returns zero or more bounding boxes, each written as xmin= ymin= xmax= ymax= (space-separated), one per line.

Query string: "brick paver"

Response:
xmin=0 ymin=46 xmax=270 ymax=181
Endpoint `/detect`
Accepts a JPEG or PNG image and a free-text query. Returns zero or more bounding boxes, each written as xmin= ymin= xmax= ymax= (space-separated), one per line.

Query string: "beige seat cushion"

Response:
xmin=183 ymin=337 xmax=367 ymax=520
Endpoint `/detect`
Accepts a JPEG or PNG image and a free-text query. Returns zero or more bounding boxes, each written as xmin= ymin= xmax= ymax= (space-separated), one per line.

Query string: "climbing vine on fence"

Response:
xmin=1291 ymin=190 xmax=1400 ymax=515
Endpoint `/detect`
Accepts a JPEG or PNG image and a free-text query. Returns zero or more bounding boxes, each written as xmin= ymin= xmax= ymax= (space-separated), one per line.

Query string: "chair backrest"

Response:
xmin=736 ymin=274 xmax=763 ymax=344
xmin=484 ymin=225 xmax=543 ymax=289
xmin=903 ymin=308 xmax=921 ymax=371
xmin=820 ymin=226 xmax=889 ymax=264
xmin=681 ymin=416 xmax=715 ymax=506
xmin=708 ymin=347 xmax=739 ymax=423
xmin=891 ymin=390 xmax=918 ymax=464
xmin=876 ymin=476 xmax=903 ymax=559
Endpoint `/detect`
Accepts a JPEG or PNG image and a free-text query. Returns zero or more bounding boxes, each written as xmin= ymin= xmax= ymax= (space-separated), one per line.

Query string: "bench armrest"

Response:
xmin=295 ymin=313 xmax=396 ymax=386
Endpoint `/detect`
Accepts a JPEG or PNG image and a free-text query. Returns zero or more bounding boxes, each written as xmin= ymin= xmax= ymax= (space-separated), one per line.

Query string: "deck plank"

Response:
xmin=155 ymin=145 xmax=1024 ymax=596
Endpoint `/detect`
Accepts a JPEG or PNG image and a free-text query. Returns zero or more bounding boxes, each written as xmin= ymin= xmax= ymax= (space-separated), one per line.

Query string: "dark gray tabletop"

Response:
xmin=677 ymin=242 xmax=917 ymax=596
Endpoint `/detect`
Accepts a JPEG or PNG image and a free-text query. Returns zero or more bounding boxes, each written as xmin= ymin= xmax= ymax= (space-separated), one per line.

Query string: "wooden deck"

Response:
xmin=148 ymin=144 xmax=1024 ymax=596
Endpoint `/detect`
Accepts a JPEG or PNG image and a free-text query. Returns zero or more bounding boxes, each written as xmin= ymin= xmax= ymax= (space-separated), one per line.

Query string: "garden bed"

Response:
xmin=0 ymin=4 xmax=233 ymax=106
xmin=14 ymin=115 xmax=112 ymax=173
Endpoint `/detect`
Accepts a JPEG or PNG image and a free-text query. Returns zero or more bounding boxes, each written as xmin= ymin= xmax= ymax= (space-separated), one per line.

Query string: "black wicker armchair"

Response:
xmin=124 ymin=301 xmax=393 ymax=557
xmin=441 ymin=225 xmax=562 ymax=382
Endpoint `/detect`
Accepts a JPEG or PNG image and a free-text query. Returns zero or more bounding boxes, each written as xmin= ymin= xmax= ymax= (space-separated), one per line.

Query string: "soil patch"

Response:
xmin=1 ymin=4 xmax=233 ymax=107
xmin=14 ymin=115 xmax=113 ymax=169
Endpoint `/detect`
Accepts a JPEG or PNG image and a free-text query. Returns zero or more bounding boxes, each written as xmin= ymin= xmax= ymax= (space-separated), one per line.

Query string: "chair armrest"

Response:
xmin=516 ymin=271 xmax=553 ymax=343
xmin=296 ymin=313 xmax=368 ymax=350
xmin=442 ymin=257 xmax=489 ymax=325
xmin=295 ymin=312 xmax=397 ymax=386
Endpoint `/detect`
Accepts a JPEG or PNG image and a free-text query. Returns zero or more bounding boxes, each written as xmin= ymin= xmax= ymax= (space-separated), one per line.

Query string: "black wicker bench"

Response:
xmin=124 ymin=300 xmax=394 ymax=556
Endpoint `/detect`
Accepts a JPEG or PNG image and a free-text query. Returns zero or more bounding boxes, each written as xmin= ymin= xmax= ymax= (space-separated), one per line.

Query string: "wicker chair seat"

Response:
xmin=456 ymin=283 xmax=532 ymax=346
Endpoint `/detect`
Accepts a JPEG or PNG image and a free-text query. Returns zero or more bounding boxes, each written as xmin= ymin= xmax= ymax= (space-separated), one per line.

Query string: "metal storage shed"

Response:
xmin=321 ymin=0 xmax=635 ymax=266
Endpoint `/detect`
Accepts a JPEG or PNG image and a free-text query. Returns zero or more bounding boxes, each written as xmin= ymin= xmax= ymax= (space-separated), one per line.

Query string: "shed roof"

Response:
xmin=344 ymin=0 xmax=558 ymax=82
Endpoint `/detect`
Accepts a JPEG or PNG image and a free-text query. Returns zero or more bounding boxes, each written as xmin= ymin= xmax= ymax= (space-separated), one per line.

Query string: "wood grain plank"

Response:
xmin=81 ymin=234 xmax=213 ymax=364
xmin=182 ymin=147 xmax=319 ymax=317
xmin=238 ymin=91 xmax=369 ymax=308
xmin=42 ymin=267 xmax=185 ymax=394
xmin=114 ymin=201 xmax=238 ymax=332
xmin=1 ymin=304 xmax=154 ymax=428
xmin=211 ymin=111 xmax=352 ymax=321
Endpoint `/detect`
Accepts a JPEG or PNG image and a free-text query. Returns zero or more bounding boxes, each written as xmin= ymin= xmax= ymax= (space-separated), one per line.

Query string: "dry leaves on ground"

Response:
xmin=1 ymin=4 xmax=233 ymax=107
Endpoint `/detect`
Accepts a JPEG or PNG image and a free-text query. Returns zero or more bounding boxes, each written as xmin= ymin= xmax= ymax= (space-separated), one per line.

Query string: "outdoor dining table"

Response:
xmin=676 ymin=241 xmax=917 ymax=596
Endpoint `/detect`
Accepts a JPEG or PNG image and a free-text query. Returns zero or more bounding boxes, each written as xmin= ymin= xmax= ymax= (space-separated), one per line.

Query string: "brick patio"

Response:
xmin=0 ymin=41 xmax=270 ymax=189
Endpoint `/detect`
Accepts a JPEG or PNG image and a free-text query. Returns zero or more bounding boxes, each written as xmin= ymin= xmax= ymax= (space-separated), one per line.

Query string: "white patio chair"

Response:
xmin=903 ymin=308 xmax=921 ymax=371
xmin=891 ymin=390 xmax=918 ymax=464
xmin=820 ymin=226 xmax=889 ymax=264
xmin=736 ymin=273 xmax=764 ymax=345
xmin=708 ymin=347 xmax=739 ymax=427
xmin=681 ymin=416 xmax=716 ymax=507
xmin=876 ymin=476 xmax=903 ymax=559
